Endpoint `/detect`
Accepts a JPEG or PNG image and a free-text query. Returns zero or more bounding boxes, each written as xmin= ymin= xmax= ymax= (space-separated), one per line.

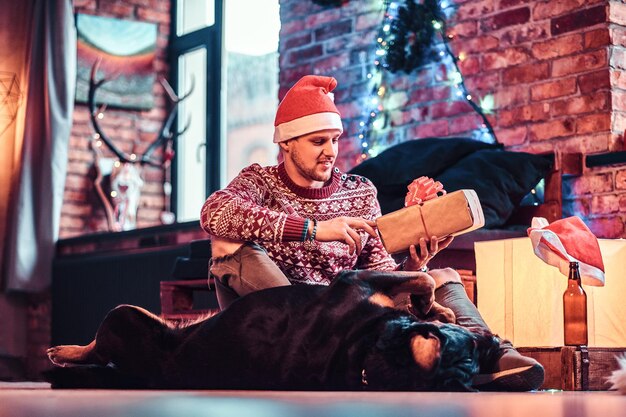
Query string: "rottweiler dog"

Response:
xmin=47 ymin=269 xmax=501 ymax=391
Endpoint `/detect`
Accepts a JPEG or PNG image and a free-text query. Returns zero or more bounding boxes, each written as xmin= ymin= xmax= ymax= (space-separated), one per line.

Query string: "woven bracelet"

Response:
xmin=309 ymin=219 xmax=318 ymax=241
xmin=301 ymin=218 xmax=310 ymax=242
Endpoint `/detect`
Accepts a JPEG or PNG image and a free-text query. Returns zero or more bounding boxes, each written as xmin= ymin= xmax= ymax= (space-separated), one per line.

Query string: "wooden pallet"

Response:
xmin=518 ymin=346 xmax=626 ymax=390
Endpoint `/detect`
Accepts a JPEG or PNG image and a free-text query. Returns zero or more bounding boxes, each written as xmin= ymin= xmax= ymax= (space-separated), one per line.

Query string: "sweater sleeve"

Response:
xmin=200 ymin=165 xmax=306 ymax=242
xmin=354 ymin=185 xmax=399 ymax=271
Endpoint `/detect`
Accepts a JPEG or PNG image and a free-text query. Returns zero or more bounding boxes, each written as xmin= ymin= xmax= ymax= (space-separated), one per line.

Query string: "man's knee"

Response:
xmin=210 ymin=236 xmax=246 ymax=258
xmin=429 ymin=267 xmax=461 ymax=289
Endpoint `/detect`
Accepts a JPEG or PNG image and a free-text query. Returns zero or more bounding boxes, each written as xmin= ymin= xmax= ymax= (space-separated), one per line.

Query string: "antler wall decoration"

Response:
xmin=88 ymin=58 xmax=193 ymax=231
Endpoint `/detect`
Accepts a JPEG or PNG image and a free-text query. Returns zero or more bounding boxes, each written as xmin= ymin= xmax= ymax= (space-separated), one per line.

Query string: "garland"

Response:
xmin=386 ymin=0 xmax=445 ymax=73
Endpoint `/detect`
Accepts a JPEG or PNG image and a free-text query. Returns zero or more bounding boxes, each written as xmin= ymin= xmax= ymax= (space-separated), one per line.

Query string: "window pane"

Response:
xmin=176 ymin=48 xmax=207 ymax=222
xmin=177 ymin=0 xmax=215 ymax=37
xmin=224 ymin=0 xmax=280 ymax=183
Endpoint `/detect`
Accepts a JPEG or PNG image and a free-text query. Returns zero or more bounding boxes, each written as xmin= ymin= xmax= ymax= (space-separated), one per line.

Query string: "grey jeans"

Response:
xmin=209 ymin=242 xmax=290 ymax=309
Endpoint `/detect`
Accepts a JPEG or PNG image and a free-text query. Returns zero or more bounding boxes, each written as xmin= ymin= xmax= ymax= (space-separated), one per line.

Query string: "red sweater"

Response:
xmin=200 ymin=163 xmax=398 ymax=285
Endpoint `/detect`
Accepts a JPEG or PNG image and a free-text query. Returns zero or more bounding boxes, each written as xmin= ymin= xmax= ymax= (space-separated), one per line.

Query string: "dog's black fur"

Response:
xmin=46 ymin=270 xmax=501 ymax=391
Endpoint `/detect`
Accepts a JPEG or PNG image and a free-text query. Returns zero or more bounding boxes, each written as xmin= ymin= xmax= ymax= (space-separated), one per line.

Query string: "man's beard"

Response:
xmin=291 ymin=148 xmax=333 ymax=183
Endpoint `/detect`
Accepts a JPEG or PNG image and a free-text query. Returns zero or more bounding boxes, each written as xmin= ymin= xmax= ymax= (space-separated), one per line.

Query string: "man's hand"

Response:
xmin=315 ymin=217 xmax=378 ymax=255
xmin=403 ymin=235 xmax=454 ymax=271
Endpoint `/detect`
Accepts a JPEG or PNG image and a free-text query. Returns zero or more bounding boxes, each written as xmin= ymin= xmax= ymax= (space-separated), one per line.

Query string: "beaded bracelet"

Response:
xmin=309 ymin=218 xmax=318 ymax=241
xmin=301 ymin=218 xmax=310 ymax=242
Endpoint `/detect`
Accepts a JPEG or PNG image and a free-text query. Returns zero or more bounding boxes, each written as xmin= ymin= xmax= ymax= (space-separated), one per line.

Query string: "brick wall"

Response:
xmin=279 ymin=0 xmax=626 ymax=238
xmin=61 ymin=0 xmax=171 ymax=238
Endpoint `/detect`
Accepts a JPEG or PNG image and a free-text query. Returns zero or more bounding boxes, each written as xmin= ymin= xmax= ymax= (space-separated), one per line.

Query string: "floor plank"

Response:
xmin=0 ymin=387 xmax=625 ymax=417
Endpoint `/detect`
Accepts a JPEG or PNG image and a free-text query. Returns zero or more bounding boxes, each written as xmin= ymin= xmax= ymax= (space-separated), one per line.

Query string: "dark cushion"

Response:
xmin=435 ymin=150 xmax=553 ymax=228
xmin=348 ymin=137 xmax=501 ymax=195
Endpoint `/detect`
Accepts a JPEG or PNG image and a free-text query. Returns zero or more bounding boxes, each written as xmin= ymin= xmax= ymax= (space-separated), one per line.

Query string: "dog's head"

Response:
xmin=362 ymin=316 xmax=500 ymax=391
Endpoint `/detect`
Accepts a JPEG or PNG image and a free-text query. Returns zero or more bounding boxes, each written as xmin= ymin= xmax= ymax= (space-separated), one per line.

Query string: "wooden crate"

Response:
xmin=518 ymin=346 xmax=626 ymax=390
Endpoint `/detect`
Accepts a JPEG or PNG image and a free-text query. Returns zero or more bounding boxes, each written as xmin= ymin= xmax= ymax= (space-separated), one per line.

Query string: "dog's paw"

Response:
xmin=424 ymin=303 xmax=456 ymax=324
xmin=47 ymin=346 xmax=84 ymax=367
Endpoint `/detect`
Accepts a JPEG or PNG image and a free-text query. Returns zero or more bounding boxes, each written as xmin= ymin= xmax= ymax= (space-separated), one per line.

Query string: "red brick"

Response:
xmin=136 ymin=7 xmax=169 ymax=23
xmin=498 ymin=103 xmax=550 ymax=127
xmin=494 ymin=125 xmax=527 ymax=146
xmin=458 ymin=0 xmax=495 ymax=20
xmin=355 ymin=10 xmax=380 ymax=31
xmin=621 ymin=195 xmax=626 ymax=212
xmin=533 ymin=0 xmax=588 ymax=20
xmin=99 ymin=2 xmax=135 ymax=17
xmin=530 ymin=77 xmax=577 ymax=101
xmin=287 ymin=44 xmax=323 ymax=64
xmin=448 ymin=113 xmax=483 ymax=134
xmin=617 ymin=170 xmax=626 ymax=190
xmin=450 ymin=21 xmax=478 ymax=38
xmin=494 ymin=85 xmax=530 ymax=107
xmin=591 ymin=194 xmax=620 ymax=214
xmin=430 ymin=100 xmax=473 ymax=119
xmin=410 ymin=120 xmax=449 ymax=138
xmin=390 ymin=107 xmax=424 ymax=126
xmin=499 ymin=22 xmax=550 ymax=47
xmin=552 ymin=92 xmax=609 ymax=116
xmin=579 ymin=69 xmax=611 ymax=93
xmin=283 ymin=33 xmax=312 ymax=50
xmin=611 ymin=48 xmax=626 ymax=70
xmin=551 ymin=5 xmax=606 ymax=36
xmin=458 ymin=56 xmax=481 ymax=76
xmin=409 ymin=86 xmax=449 ymax=104
xmin=613 ymin=91 xmax=626 ymax=112
xmin=576 ymin=113 xmax=610 ymax=134
xmin=498 ymin=0 xmax=529 ymax=8
xmin=531 ymin=33 xmax=583 ymax=60
xmin=481 ymin=7 xmax=530 ymax=32
xmin=613 ymin=110 xmax=626 ymax=136
xmin=465 ymin=72 xmax=501 ymax=91
xmin=551 ymin=49 xmax=607 ymax=77
xmin=584 ymin=28 xmax=610 ymax=49
xmin=560 ymin=133 xmax=610 ymax=154
xmin=314 ymin=19 xmax=352 ymax=41
xmin=566 ymin=172 xmax=613 ymax=195
xmin=312 ymin=52 xmax=350 ymax=74
xmin=611 ymin=27 xmax=626 ymax=48
xmin=280 ymin=20 xmax=304 ymax=36
xmin=454 ymin=36 xmax=499 ymax=55
xmin=305 ymin=8 xmax=342 ymax=27
xmin=586 ymin=217 xmax=624 ymax=239
xmin=503 ymin=61 xmax=549 ymax=84
xmin=483 ymin=47 xmax=531 ymax=70
xmin=529 ymin=118 xmax=575 ymax=141
xmin=610 ymin=1 xmax=626 ymax=26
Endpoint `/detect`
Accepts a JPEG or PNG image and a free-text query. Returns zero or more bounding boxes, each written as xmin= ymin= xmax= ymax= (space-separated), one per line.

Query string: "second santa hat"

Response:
xmin=273 ymin=75 xmax=343 ymax=143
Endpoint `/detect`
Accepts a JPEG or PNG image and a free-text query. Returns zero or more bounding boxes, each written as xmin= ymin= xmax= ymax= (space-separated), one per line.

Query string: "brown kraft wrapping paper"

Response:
xmin=376 ymin=189 xmax=485 ymax=255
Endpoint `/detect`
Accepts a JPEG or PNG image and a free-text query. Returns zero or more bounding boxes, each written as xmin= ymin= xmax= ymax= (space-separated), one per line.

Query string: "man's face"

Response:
xmin=283 ymin=129 xmax=341 ymax=187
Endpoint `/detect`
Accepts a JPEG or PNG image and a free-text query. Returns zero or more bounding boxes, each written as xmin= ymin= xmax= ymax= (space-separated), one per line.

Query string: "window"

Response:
xmin=171 ymin=0 xmax=280 ymax=222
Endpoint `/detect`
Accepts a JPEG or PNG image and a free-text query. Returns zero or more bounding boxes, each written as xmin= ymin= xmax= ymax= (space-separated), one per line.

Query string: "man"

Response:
xmin=200 ymin=75 xmax=544 ymax=391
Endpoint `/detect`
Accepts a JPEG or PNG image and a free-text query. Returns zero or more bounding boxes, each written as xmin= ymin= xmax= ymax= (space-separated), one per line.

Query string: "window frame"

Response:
xmin=169 ymin=0 xmax=224 ymax=219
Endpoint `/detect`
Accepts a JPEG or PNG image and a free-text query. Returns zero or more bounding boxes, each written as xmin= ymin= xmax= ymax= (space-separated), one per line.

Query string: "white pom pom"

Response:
xmin=608 ymin=354 xmax=626 ymax=394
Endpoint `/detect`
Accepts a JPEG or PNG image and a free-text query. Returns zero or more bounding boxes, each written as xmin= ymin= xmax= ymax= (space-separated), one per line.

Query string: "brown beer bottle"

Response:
xmin=563 ymin=261 xmax=588 ymax=346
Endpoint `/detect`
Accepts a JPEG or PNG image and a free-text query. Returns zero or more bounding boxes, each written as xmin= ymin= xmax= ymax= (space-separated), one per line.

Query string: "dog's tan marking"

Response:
xmin=368 ymin=292 xmax=395 ymax=308
xmin=47 ymin=340 xmax=96 ymax=367
xmin=410 ymin=334 xmax=441 ymax=372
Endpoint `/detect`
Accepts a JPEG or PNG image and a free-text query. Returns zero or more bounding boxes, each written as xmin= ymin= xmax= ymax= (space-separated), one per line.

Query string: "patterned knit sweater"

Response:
xmin=200 ymin=163 xmax=398 ymax=285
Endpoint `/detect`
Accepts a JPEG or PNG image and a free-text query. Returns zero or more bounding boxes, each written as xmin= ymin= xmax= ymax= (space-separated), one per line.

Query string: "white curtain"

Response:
xmin=1 ymin=0 xmax=76 ymax=292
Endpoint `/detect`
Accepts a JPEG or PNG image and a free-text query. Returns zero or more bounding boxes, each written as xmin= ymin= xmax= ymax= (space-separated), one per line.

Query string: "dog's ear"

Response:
xmin=410 ymin=333 xmax=441 ymax=373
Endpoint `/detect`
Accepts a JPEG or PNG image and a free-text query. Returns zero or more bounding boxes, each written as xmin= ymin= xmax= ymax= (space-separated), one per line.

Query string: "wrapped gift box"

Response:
xmin=475 ymin=237 xmax=626 ymax=347
xmin=377 ymin=189 xmax=484 ymax=255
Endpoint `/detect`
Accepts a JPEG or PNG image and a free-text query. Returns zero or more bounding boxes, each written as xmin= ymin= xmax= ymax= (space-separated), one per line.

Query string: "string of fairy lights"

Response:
xmin=356 ymin=0 xmax=498 ymax=163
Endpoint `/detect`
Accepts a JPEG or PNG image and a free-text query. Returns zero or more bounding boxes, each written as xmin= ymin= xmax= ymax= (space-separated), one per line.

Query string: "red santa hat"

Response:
xmin=273 ymin=75 xmax=343 ymax=143
xmin=527 ymin=216 xmax=605 ymax=286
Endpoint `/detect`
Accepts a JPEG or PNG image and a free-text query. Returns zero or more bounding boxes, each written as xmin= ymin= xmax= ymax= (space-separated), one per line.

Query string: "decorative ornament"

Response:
xmin=386 ymin=0 xmax=445 ymax=73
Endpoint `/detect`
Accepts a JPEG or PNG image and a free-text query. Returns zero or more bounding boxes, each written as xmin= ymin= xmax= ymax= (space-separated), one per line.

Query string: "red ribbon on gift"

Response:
xmin=405 ymin=176 xmax=446 ymax=207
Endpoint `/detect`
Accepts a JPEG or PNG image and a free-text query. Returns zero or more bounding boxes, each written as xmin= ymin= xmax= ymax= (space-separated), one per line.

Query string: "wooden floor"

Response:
xmin=1 ymin=383 xmax=625 ymax=417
